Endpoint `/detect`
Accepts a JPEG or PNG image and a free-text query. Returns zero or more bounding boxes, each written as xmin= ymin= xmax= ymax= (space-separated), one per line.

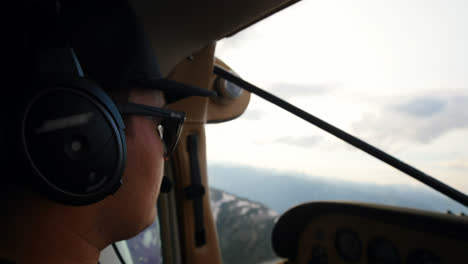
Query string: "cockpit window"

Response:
xmin=207 ymin=1 xmax=467 ymax=263
xmin=126 ymin=209 xmax=163 ymax=264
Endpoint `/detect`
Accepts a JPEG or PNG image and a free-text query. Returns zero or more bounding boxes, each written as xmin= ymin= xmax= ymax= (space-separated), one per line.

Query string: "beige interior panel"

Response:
xmin=164 ymin=41 xmax=254 ymax=264
xmin=167 ymin=43 xmax=216 ymax=124
xmin=168 ymin=45 xmax=252 ymax=124
xmin=170 ymin=125 xmax=222 ymax=264
xmin=165 ymin=44 xmax=222 ymax=264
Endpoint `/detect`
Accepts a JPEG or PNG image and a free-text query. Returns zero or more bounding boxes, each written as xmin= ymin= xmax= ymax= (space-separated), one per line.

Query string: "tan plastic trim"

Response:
xmin=171 ymin=126 xmax=223 ymax=264
xmin=166 ymin=44 xmax=223 ymax=264
xmin=167 ymin=43 xmax=217 ymax=124
xmin=158 ymin=165 xmax=183 ymax=264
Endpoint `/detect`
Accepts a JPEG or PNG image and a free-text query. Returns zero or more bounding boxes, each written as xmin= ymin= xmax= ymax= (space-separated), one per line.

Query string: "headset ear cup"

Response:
xmin=21 ymin=78 xmax=126 ymax=206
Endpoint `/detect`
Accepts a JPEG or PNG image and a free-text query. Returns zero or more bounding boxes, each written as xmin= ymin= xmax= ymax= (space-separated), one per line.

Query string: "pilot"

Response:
xmin=0 ymin=1 xmax=213 ymax=263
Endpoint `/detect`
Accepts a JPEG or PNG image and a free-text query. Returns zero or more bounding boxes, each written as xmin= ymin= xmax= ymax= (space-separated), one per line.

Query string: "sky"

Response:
xmin=205 ymin=0 xmax=468 ymax=196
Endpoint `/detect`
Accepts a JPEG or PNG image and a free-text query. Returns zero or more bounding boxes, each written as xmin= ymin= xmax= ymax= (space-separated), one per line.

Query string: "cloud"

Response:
xmin=353 ymin=95 xmax=468 ymax=147
xmin=394 ymin=97 xmax=446 ymax=117
xmin=273 ymin=135 xmax=323 ymax=148
xmin=216 ymin=26 xmax=265 ymax=52
xmin=436 ymin=159 xmax=468 ymax=170
xmin=241 ymin=109 xmax=265 ymax=120
xmin=268 ymin=82 xmax=338 ymax=99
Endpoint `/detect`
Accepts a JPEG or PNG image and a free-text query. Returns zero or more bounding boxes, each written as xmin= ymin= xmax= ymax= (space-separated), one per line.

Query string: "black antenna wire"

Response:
xmin=214 ymin=65 xmax=468 ymax=208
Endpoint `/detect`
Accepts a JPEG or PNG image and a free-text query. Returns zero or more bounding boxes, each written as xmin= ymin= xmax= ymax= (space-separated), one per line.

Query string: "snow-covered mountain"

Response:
xmin=121 ymin=163 xmax=466 ymax=264
xmin=123 ymin=187 xmax=281 ymax=264
xmin=210 ymin=188 xmax=281 ymax=264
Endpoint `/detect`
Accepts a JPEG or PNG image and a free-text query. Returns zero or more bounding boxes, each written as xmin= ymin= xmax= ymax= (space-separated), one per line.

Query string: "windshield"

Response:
xmin=207 ymin=1 xmax=467 ymax=263
xmin=208 ymin=0 xmax=467 ymax=198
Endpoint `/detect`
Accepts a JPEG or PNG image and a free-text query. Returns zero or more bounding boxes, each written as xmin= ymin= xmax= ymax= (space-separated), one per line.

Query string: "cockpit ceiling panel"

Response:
xmin=129 ymin=0 xmax=300 ymax=76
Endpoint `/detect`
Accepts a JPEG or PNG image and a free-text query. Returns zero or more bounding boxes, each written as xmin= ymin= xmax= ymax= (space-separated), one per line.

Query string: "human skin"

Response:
xmin=97 ymin=88 xmax=167 ymax=242
xmin=0 ymin=88 xmax=167 ymax=264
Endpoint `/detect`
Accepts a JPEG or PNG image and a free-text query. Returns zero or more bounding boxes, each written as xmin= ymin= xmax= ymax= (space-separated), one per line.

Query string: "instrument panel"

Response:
xmin=272 ymin=202 xmax=468 ymax=264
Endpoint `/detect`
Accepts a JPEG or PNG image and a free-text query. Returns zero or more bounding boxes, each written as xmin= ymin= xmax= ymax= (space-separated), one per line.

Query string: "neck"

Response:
xmin=0 ymin=193 xmax=103 ymax=264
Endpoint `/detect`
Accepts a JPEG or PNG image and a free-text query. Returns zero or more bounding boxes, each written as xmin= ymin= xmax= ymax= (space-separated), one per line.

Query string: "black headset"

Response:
xmin=8 ymin=0 xmax=127 ymax=206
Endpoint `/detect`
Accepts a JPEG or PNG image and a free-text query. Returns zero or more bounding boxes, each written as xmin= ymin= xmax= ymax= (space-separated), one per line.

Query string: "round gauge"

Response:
xmin=367 ymin=237 xmax=400 ymax=264
xmin=335 ymin=229 xmax=362 ymax=262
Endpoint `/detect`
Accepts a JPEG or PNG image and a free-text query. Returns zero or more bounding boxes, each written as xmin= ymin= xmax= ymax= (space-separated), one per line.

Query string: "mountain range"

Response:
xmin=123 ymin=163 xmax=466 ymax=264
xmin=207 ymin=163 xmax=466 ymax=215
xmin=210 ymin=188 xmax=280 ymax=264
xmin=207 ymin=163 xmax=466 ymax=264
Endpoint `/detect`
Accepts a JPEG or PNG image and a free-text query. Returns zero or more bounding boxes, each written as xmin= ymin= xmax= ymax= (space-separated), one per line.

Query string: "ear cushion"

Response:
xmin=20 ymin=78 xmax=126 ymax=205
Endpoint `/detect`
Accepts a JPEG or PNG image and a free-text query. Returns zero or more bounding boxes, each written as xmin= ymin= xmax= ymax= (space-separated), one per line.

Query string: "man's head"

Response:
xmin=91 ymin=88 xmax=168 ymax=243
xmin=15 ymin=0 xmax=212 ymax=204
xmin=1 ymin=0 xmax=213 ymax=244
